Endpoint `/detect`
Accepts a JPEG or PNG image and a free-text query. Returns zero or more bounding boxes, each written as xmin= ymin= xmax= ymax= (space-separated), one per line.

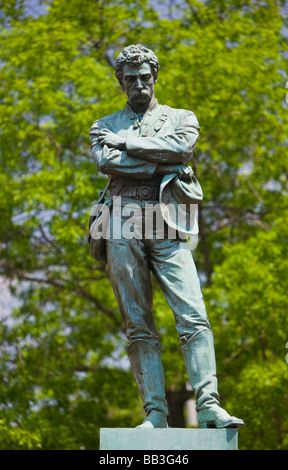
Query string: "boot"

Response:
xmin=127 ymin=339 xmax=168 ymax=428
xmin=182 ymin=329 xmax=244 ymax=429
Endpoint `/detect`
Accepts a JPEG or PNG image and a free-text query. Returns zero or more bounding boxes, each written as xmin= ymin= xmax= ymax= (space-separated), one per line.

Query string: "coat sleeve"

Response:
xmin=125 ymin=111 xmax=200 ymax=164
xmin=89 ymin=120 xmax=157 ymax=179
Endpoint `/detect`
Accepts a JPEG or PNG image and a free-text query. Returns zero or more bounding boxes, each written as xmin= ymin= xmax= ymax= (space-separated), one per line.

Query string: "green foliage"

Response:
xmin=204 ymin=218 xmax=288 ymax=449
xmin=0 ymin=0 xmax=287 ymax=449
xmin=0 ymin=419 xmax=41 ymax=450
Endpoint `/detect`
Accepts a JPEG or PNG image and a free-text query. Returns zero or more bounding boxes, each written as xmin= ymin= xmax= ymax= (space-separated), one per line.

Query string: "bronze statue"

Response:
xmin=89 ymin=44 xmax=244 ymax=429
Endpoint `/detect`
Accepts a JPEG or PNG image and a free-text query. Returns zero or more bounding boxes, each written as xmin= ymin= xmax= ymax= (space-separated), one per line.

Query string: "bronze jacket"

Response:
xmin=89 ymin=100 xmax=201 ymax=239
xmin=89 ymin=99 xmax=200 ymax=181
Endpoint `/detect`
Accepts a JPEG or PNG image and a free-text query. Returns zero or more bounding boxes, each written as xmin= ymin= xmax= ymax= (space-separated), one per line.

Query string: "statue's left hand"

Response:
xmin=96 ymin=128 xmax=126 ymax=150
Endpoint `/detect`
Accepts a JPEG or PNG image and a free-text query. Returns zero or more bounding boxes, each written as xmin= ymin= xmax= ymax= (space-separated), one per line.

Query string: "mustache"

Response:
xmin=132 ymin=89 xmax=149 ymax=94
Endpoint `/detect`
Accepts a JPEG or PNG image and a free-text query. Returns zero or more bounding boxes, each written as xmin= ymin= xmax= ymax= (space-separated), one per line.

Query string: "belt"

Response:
xmin=112 ymin=185 xmax=159 ymax=200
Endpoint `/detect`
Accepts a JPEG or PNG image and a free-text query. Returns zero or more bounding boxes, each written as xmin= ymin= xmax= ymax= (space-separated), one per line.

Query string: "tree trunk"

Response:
xmin=166 ymin=386 xmax=194 ymax=428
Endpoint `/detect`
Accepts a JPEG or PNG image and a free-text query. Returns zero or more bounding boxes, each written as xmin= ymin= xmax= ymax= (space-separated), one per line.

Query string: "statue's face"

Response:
xmin=122 ymin=62 xmax=155 ymax=106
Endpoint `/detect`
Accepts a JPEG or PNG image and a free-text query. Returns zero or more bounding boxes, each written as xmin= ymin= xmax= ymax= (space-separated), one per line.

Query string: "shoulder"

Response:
xmin=89 ymin=108 xmax=128 ymax=132
xmin=162 ymin=105 xmax=200 ymax=129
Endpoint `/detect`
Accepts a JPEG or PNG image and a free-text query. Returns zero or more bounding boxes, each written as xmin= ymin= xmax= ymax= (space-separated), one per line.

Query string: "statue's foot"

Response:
xmin=136 ymin=421 xmax=154 ymax=429
xmin=136 ymin=410 xmax=168 ymax=429
xmin=198 ymin=405 xmax=244 ymax=429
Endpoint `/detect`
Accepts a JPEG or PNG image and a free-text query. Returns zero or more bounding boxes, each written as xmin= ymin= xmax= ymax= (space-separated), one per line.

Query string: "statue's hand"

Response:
xmin=96 ymin=128 xmax=126 ymax=150
xmin=178 ymin=165 xmax=193 ymax=182
xmin=157 ymin=164 xmax=193 ymax=181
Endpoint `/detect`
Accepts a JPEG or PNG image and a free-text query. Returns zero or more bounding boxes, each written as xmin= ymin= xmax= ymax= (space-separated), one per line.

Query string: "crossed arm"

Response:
xmin=89 ymin=111 xmax=199 ymax=180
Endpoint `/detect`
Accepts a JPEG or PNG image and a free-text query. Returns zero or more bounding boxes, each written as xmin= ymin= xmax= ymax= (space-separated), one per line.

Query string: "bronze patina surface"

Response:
xmin=89 ymin=44 xmax=244 ymax=430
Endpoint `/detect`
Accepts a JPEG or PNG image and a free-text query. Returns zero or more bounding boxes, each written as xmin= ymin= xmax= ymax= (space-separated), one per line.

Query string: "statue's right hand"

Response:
xmin=157 ymin=164 xmax=193 ymax=181
xmin=177 ymin=164 xmax=193 ymax=182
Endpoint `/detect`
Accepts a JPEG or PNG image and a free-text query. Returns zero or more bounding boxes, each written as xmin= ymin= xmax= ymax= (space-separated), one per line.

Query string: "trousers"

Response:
xmin=106 ymin=199 xmax=212 ymax=348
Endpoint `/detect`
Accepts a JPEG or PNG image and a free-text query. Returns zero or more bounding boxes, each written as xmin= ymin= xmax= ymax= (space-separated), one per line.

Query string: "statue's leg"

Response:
xmin=106 ymin=237 xmax=158 ymax=346
xmin=106 ymin=237 xmax=168 ymax=428
xmin=127 ymin=339 xmax=168 ymax=428
xmin=148 ymin=238 xmax=244 ymax=428
xmin=182 ymin=330 xmax=244 ymax=428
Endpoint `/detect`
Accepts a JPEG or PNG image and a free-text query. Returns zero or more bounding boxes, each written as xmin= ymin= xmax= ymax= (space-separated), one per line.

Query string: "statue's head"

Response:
xmin=115 ymin=44 xmax=160 ymax=87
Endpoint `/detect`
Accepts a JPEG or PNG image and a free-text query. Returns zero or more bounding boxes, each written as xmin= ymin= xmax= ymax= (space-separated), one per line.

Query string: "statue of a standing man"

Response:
xmin=89 ymin=44 xmax=244 ymax=429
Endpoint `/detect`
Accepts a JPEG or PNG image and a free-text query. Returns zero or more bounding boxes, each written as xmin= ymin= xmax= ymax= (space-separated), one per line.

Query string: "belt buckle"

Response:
xmin=138 ymin=186 xmax=152 ymax=200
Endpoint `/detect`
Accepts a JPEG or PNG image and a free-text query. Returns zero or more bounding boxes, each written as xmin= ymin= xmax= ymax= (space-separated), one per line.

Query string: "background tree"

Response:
xmin=0 ymin=0 xmax=287 ymax=449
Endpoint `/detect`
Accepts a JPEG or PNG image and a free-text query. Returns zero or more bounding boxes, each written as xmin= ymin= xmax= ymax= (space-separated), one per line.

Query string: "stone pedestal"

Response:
xmin=100 ymin=428 xmax=238 ymax=450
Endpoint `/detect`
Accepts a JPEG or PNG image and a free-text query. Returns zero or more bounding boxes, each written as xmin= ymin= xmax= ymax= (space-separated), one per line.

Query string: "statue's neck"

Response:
xmin=128 ymin=96 xmax=157 ymax=115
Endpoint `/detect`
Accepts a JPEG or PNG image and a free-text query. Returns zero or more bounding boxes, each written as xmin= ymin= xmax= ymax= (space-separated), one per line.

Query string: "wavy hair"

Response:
xmin=115 ymin=44 xmax=160 ymax=86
